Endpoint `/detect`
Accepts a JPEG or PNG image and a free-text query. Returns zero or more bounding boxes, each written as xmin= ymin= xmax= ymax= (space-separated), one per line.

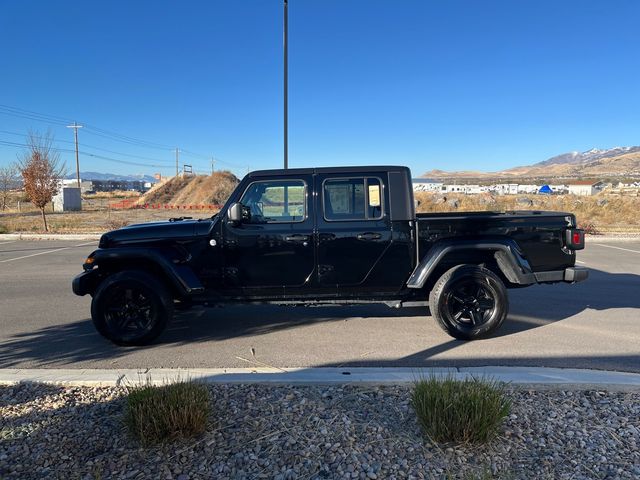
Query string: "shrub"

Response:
xmin=411 ymin=375 xmax=510 ymax=444
xmin=124 ymin=381 xmax=210 ymax=445
xmin=0 ymin=224 xmax=8 ymax=234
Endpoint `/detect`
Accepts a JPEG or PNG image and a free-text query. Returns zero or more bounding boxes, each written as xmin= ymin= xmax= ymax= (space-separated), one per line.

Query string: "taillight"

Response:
xmin=572 ymin=232 xmax=581 ymax=244
xmin=565 ymin=228 xmax=585 ymax=250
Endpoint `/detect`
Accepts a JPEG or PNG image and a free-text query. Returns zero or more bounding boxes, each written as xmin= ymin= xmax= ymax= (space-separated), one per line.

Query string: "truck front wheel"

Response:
xmin=429 ymin=265 xmax=508 ymax=340
xmin=91 ymin=270 xmax=174 ymax=346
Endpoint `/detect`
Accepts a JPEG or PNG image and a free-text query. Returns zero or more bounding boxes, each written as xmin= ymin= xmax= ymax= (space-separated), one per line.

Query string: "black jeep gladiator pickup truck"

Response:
xmin=73 ymin=166 xmax=588 ymax=345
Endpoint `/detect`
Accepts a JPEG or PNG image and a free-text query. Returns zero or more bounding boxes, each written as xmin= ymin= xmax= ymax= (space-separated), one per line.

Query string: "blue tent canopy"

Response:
xmin=538 ymin=185 xmax=552 ymax=195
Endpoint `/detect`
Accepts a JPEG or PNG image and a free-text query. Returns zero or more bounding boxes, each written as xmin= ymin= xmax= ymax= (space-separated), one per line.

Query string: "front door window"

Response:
xmin=240 ymin=180 xmax=306 ymax=223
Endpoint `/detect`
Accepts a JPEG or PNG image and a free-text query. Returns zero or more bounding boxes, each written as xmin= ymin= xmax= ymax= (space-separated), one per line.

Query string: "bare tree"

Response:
xmin=0 ymin=163 xmax=18 ymax=211
xmin=18 ymin=131 xmax=66 ymax=231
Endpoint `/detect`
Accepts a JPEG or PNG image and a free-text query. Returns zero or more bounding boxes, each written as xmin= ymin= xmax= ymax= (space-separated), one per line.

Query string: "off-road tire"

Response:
xmin=91 ymin=270 xmax=173 ymax=346
xmin=429 ymin=264 xmax=508 ymax=340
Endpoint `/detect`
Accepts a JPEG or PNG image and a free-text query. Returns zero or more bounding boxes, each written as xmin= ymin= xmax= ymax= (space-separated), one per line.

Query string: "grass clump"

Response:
xmin=412 ymin=375 xmax=510 ymax=444
xmin=124 ymin=381 xmax=210 ymax=445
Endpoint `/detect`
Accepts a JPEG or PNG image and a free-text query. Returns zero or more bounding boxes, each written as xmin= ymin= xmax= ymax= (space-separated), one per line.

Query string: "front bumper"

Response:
xmin=533 ymin=266 xmax=589 ymax=284
xmin=72 ymin=270 xmax=100 ymax=296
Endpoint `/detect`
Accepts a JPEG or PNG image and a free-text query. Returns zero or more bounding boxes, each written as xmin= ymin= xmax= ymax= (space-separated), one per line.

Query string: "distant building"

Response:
xmin=53 ymin=187 xmax=82 ymax=211
xmin=517 ymin=184 xmax=540 ymax=194
xmin=443 ymin=184 xmax=483 ymax=194
xmin=90 ymin=180 xmax=150 ymax=193
xmin=492 ymin=184 xmax=519 ymax=195
xmin=58 ymin=179 xmax=94 ymax=194
xmin=567 ymin=180 xmax=603 ymax=196
xmin=412 ymin=178 xmax=443 ymax=192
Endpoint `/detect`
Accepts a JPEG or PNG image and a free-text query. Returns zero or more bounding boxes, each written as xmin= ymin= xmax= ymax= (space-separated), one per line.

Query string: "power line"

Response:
xmin=0 ymin=139 xmax=175 ymax=168
xmin=0 ymin=129 xmax=175 ymax=162
xmin=0 ymin=104 xmax=172 ymax=150
xmin=0 ymin=103 xmax=244 ymax=170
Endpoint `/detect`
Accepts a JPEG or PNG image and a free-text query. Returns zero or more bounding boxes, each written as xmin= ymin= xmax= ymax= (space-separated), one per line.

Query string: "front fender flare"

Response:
xmin=406 ymin=239 xmax=535 ymax=289
xmin=89 ymin=247 xmax=204 ymax=296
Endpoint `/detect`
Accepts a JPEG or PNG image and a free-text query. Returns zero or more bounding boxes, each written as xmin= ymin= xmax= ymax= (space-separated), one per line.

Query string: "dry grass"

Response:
xmin=124 ymin=381 xmax=210 ymax=446
xmin=84 ymin=190 xmax=141 ymax=199
xmin=412 ymin=375 xmax=511 ymax=445
xmin=0 ymin=208 xmax=216 ymax=233
xmin=415 ymin=191 xmax=640 ymax=234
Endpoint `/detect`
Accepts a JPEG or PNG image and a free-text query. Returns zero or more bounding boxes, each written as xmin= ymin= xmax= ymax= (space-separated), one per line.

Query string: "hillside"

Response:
xmin=139 ymin=171 xmax=239 ymax=206
xmin=423 ymin=147 xmax=640 ymax=181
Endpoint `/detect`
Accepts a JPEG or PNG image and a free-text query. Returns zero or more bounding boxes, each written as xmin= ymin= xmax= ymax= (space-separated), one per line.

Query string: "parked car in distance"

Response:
xmin=73 ymin=166 xmax=587 ymax=345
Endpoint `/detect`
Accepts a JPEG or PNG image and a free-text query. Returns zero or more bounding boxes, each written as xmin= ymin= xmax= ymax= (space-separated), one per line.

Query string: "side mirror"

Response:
xmin=227 ymin=202 xmax=243 ymax=223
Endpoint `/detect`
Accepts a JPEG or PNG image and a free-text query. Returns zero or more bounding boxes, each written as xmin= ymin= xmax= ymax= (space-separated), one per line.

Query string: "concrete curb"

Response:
xmin=585 ymin=235 xmax=640 ymax=242
xmin=0 ymin=233 xmax=101 ymax=241
xmin=1 ymin=367 xmax=639 ymax=389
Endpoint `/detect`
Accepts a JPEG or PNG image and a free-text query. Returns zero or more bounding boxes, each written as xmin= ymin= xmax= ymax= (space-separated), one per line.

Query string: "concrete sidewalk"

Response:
xmin=1 ymin=366 xmax=639 ymax=389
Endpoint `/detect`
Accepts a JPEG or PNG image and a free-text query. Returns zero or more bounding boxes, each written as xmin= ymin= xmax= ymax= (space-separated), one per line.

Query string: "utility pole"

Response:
xmin=66 ymin=122 xmax=83 ymax=188
xmin=283 ymin=0 xmax=289 ymax=169
xmin=175 ymin=148 xmax=179 ymax=177
xmin=211 ymin=157 xmax=215 ymax=175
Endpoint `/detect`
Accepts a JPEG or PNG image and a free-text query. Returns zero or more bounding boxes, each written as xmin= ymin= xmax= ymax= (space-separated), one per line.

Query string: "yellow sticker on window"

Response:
xmin=368 ymin=184 xmax=381 ymax=207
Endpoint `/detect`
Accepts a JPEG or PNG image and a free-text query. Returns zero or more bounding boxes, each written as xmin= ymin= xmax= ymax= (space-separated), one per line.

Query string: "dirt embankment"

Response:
xmin=140 ymin=171 xmax=239 ymax=206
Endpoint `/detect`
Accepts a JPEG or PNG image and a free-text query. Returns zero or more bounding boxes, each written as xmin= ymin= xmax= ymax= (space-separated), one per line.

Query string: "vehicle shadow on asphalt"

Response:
xmin=499 ymin=268 xmax=640 ymax=336
xmin=0 ymin=268 xmax=637 ymax=367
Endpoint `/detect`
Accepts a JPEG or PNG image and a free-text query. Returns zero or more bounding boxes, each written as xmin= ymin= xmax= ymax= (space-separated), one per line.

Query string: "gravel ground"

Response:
xmin=1 ymin=383 xmax=639 ymax=480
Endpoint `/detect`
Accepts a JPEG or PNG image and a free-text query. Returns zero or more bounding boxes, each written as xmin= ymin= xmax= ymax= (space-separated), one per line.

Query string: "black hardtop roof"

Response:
xmin=248 ymin=165 xmax=411 ymax=177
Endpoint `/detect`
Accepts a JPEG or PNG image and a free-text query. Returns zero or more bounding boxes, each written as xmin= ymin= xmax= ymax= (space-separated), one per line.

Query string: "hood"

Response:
xmin=99 ymin=215 xmax=217 ymax=248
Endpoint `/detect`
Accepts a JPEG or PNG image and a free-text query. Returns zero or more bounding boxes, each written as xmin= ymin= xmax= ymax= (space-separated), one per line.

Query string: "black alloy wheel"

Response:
xmin=91 ymin=270 xmax=173 ymax=346
xmin=103 ymin=286 xmax=155 ymax=341
xmin=445 ymin=278 xmax=497 ymax=328
xmin=429 ymin=264 xmax=508 ymax=340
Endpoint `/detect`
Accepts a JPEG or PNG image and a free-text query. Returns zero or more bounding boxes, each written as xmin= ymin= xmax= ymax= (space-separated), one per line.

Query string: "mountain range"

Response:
xmin=423 ymin=146 xmax=640 ymax=181
xmin=65 ymin=171 xmax=158 ymax=183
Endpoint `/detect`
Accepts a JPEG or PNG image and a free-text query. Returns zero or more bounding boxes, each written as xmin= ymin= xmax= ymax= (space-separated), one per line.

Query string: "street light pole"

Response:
xmin=283 ymin=0 xmax=289 ymax=169
xmin=66 ymin=122 xmax=83 ymax=188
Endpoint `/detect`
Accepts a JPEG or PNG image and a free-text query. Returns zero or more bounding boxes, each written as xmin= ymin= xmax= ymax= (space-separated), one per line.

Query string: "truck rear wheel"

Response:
xmin=91 ymin=270 xmax=173 ymax=346
xmin=429 ymin=264 xmax=508 ymax=340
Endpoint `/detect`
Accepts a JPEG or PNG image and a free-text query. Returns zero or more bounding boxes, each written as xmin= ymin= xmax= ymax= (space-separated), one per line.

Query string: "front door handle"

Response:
xmin=284 ymin=234 xmax=310 ymax=244
xmin=357 ymin=232 xmax=382 ymax=241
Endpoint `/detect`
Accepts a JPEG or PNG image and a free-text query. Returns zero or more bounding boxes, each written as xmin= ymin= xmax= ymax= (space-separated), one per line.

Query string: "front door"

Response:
xmin=315 ymin=173 xmax=395 ymax=294
xmin=222 ymin=175 xmax=315 ymax=297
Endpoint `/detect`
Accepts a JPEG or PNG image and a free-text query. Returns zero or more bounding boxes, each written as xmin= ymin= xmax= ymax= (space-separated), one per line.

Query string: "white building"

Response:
xmin=58 ymin=178 xmax=93 ymax=193
xmin=443 ymin=184 xmax=483 ymax=194
xmin=412 ymin=178 xmax=444 ymax=192
xmin=516 ymin=184 xmax=540 ymax=194
xmin=492 ymin=184 xmax=519 ymax=195
xmin=567 ymin=181 xmax=602 ymax=196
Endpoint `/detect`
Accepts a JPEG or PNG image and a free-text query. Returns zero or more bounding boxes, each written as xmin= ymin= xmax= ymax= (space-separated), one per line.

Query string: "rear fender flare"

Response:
xmin=406 ymin=239 xmax=535 ymax=289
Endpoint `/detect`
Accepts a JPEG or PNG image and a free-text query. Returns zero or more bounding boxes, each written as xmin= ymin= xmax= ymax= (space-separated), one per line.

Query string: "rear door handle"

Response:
xmin=285 ymin=234 xmax=310 ymax=243
xmin=357 ymin=232 xmax=382 ymax=241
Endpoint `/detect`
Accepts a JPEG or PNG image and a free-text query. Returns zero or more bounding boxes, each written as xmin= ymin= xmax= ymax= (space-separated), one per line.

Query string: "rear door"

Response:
xmin=315 ymin=172 xmax=395 ymax=294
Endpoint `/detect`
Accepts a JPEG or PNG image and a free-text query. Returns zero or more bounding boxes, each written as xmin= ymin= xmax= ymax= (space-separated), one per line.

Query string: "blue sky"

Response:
xmin=1 ymin=0 xmax=639 ymax=178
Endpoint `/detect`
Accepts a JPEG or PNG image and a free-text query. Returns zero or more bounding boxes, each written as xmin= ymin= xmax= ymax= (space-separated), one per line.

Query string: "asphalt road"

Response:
xmin=0 ymin=238 xmax=638 ymax=372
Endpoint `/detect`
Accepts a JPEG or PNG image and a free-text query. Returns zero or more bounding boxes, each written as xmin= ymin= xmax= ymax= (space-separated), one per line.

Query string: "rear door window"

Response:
xmin=323 ymin=177 xmax=383 ymax=221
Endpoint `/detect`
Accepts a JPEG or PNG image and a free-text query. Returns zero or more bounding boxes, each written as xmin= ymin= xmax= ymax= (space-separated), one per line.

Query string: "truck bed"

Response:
xmin=416 ymin=210 xmax=575 ymax=272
